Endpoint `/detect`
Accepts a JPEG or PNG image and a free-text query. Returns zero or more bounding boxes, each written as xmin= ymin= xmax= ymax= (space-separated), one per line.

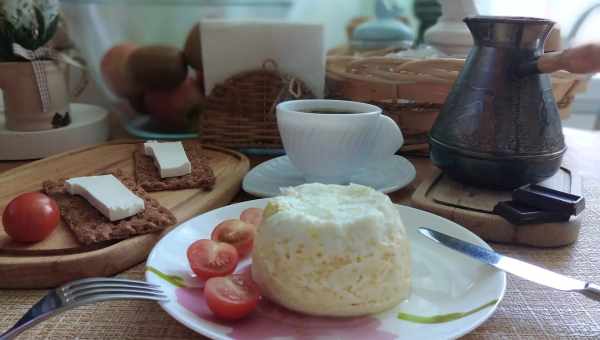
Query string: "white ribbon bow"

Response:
xmin=12 ymin=43 xmax=86 ymax=113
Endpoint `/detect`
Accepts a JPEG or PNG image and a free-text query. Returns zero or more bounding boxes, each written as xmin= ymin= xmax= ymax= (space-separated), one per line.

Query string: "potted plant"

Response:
xmin=0 ymin=0 xmax=60 ymax=59
xmin=0 ymin=0 xmax=71 ymax=131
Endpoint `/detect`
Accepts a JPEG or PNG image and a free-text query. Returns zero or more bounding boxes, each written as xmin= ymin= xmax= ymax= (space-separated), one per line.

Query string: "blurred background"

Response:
xmin=72 ymin=0 xmax=600 ymax=131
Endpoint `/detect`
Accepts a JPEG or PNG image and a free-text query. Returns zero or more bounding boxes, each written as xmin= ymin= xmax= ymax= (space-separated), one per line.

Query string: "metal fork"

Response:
xmin=0 ymin=277 xmax=168 ymax=340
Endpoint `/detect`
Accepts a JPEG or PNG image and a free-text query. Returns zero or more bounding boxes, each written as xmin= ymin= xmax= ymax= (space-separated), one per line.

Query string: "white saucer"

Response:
xmin=243 ymin=155 xmax=416 ymax=197
xmin=0 ymin=103 xmax=110 ymax=160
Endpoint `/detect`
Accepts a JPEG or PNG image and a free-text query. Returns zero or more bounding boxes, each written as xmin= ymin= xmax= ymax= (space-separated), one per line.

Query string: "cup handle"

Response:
xmin=369 ymin=115 xmax=403 ymax=163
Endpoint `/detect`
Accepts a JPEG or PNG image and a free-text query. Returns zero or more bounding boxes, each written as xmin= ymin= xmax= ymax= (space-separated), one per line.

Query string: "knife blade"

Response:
xmin=418 ymin=227 xmax=600 ymax=301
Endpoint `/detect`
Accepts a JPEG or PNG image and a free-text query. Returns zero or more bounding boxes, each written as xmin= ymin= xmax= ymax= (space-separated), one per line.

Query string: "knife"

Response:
xmin=418 ymin=227 xmax=600 ymax=301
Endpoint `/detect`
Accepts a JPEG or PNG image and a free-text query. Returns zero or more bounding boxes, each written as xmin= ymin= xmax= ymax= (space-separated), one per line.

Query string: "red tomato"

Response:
xmin=144 ymin=76 xmax=201 ymax=131
xmin=239 ymin=207 xmax=263 ymax=226
xmin=2 ymin=192 xmax=60 ymax=243
xmin=187 ymin=239 xmax=238 ymax=280
xmin=204 ymin=273 xmax=260 ymax=320
xmin=211 ymin=219 xmax=255 ymax=257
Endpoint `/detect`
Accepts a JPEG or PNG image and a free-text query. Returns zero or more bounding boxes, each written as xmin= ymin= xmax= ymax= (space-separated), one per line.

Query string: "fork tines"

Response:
xmin=60 ymin=277 xmax=168 ymax=303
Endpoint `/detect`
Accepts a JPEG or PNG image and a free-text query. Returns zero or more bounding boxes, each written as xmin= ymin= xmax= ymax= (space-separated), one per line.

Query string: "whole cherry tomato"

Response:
xmin=3 ymin=192 xmax=60 ymax=243
xmin=211 ymin=219 xmax=256 ymax=258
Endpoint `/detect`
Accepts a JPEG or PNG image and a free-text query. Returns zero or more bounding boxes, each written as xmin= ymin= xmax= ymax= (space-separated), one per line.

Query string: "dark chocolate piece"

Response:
xmin=513 ymin=184 xmax=585 ymax=216
xmin=493 ymin=201 xmax=571 ymax=225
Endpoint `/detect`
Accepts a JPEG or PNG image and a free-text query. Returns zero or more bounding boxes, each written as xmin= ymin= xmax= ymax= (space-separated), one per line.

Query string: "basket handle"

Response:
xmin=287 ymin=77 xmax=303 ymax=98
xmin=268 ymin=75 xmax=304 ymax=117
xmin=262 ymin=57 xmax=305 ymax=96
xmin=263 ymin=59 xmax=279 ymax=71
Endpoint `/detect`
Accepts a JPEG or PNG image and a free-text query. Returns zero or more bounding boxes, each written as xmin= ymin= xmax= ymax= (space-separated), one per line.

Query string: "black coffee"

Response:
xmin=300 ymin=108 xmax=362 ymax=114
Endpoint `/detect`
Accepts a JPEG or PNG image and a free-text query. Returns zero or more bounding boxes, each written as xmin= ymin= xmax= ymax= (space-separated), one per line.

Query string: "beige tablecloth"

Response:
xmin=2 ymin=128 xmax=600 ymax=339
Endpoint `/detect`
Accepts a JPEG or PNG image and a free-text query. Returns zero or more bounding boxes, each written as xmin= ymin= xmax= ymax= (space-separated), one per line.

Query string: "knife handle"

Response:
xmin=579 ymin=283 xmax=600 ymax=301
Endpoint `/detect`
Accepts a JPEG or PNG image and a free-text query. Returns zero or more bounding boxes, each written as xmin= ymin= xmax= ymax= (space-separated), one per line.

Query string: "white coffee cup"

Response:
xmin=276 ymin=99 xmax=403 ymax=184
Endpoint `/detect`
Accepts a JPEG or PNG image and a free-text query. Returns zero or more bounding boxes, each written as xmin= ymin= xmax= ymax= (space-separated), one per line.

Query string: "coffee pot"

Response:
xmin=429 ymin=16 xmax=600 ymax=189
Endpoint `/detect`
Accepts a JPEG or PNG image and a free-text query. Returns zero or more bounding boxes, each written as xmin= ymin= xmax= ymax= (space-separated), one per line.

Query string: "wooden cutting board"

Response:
xmin=411 ymin=167 xmax=582 ymax=247
xmin=0 ymin=141 xmax=249 ymax=288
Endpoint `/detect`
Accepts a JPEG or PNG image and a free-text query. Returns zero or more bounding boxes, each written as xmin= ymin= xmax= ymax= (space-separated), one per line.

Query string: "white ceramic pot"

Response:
xmin=424 ymin=0 xmax=478 ymax=57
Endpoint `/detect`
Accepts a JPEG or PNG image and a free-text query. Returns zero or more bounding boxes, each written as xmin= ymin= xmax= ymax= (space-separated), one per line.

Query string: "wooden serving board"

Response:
xmin=0 ymin=141 xmax=249 ymax=288
xmin=411 ymin=167 xmax=582 ymax=247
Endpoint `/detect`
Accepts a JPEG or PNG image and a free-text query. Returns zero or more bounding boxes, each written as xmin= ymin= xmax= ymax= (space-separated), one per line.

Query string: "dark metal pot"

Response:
xmin=429 ymin=15 xmax=600 ymax=189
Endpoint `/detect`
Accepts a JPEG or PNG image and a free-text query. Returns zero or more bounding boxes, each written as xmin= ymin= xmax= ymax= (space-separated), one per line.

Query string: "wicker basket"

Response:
xmin=326 ymin=53 xmax=588 ymax=154
xmin=199 ymin=60 xmax=314 ymax=149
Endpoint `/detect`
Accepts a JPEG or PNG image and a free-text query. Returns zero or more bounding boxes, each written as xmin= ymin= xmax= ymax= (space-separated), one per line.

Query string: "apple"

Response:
xmin=128 ymin=95 xmax=147 ymax=115
xmin=100 ymin=43 xmax=142 ymax=98
xmin=144 ymin=77 xmax=202 ymax=131
xmin=127 ymin=45 xmax=188 ymax=90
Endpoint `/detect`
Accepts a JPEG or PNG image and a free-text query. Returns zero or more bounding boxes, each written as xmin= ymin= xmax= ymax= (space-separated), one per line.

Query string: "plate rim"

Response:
xmin=146 ymin=198 xmax=506 ymax=340
xmin=242 ymin=155 xmax=417 ymax=197
xmin=125 ymin=116 xmax=199 ymax=140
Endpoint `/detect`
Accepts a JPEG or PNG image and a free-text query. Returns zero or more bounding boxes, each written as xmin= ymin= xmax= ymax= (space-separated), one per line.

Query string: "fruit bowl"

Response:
xmin=60 ymin=0 xmax=297 ymax=140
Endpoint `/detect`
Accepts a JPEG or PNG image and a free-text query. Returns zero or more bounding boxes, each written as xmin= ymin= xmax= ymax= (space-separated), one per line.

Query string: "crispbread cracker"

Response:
xmin=43 ymin=170 xmax=176 ymax=245
xmin=134 ymin=140 xmax=216 ymax=192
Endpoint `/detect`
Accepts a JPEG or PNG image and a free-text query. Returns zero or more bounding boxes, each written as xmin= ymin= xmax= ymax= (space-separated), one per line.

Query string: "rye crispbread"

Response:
xmin=134 ymin=140 xmax=216 ymax=192
xmin=43 ymin=170 xmax=177 ymax=245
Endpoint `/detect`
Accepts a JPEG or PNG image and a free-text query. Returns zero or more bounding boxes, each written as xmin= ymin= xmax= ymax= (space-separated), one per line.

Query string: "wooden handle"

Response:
xmin=538 ymin=43 xmax=600 ymax=74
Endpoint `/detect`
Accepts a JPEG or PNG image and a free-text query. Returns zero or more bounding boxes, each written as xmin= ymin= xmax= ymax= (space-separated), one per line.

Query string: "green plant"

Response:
xmin=0 ymin=0 xmax=60 ymax=61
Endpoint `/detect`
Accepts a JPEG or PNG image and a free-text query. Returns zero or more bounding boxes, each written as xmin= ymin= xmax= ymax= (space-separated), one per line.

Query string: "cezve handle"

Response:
xmin=538 ymin=43 xmax=600 ymax=74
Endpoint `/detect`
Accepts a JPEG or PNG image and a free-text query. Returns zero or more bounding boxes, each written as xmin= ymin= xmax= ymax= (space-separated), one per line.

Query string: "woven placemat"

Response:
xmin=2 ymin=179 xmax=599 ymax=339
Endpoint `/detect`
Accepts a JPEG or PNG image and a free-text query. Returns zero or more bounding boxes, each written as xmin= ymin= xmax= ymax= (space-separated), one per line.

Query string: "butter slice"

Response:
xmin=66 ymin=175 xmax=145 ymax=221
xmin=144 ymin=141 xmax=191 ymax=178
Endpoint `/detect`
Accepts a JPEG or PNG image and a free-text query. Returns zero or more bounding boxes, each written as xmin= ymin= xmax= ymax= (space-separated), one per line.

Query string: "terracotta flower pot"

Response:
xmin=0 ymin=61 xmax=70 ymax=131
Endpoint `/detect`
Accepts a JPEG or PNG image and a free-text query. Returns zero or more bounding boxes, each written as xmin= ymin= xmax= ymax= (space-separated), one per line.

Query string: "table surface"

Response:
xmin=1 ymin=127 xmax=599 ymax=339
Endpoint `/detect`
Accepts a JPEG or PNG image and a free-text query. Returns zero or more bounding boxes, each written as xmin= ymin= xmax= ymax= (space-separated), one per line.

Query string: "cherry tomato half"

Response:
xmin=187 ymin=239 xmax=238 ymax=280
xmin=211 ymin=219 xmax=255 ymax=257
xmin=2 ymin=192 xmax=60 ymax=243
xmin=204 ymin=273 xmax=261 ymax=320
xmin=239 ymin=207 xmax=263 ymax=226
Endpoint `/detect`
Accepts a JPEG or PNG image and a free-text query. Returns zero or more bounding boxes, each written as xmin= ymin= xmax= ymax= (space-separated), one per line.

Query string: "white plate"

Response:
xmin=146 ymin=199 xmax=506 ymax=340
xmin=242 ymin=155 xmax=416 ymax=197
